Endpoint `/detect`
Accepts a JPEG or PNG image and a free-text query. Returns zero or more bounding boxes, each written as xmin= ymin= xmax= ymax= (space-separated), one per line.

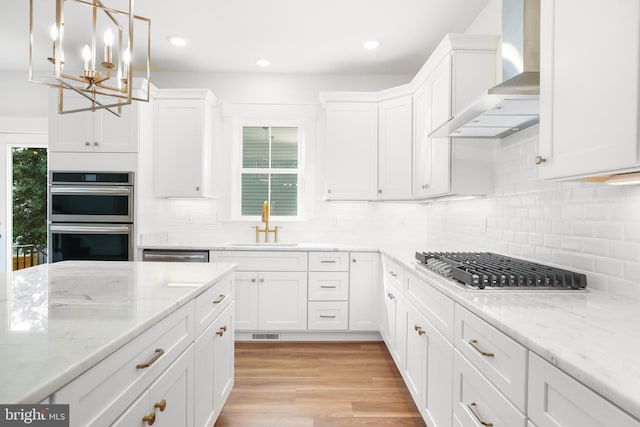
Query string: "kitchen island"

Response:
xmin=0 ymin=260 xmax=235 ymax=413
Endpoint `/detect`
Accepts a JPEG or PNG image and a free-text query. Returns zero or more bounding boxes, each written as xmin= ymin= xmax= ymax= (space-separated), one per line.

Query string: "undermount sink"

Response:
xmin=228 ymin=242 xmax=299 ymax=247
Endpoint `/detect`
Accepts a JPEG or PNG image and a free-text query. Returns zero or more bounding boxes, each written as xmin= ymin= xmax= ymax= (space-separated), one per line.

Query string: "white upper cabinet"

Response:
xmin=154 ymin=89 xmax=215 ymax=198
xmin=323 ymin=101 xmax=379 ymax=200
xmin=412 ymin=35 xmax=498 ymax=198
xmin=538 ymin=0 xmax=640 ymax=180
xmin=378 ymin=95 xmax=413 ymax=200
xmin=49 ymin=89 xmax=141 ymax=153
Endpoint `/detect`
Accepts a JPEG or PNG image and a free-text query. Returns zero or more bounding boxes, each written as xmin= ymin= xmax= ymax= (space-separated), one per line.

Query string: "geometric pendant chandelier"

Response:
xmin=29 ymin=0 xmax=150 ymax=116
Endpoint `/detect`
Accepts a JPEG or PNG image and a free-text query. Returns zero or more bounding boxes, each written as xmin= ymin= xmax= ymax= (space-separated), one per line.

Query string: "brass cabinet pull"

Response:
xmin=221 ymin=325 xmax=228 ymax=332
xmin=389 ymin=271 xmax=398 ymax=277
xmin=212 ymin=294 xmax=226 ymax=304
xmin=216 ymin=326 xmax=227 ymax=336
xmin=535 ymin=155 xmax=547 ymax=165
xmin=421 ymin=184 xmax=430 ymax=190
xmin=320 ymin=260 xmax=337 ymax=263
xmin=388 ymin=293 xmax=395 ymax=300
xmin=469 ymin=339 xmax=495 ymax=358
xmin=154 ymin=399 xmax=167 ymax=412
xmin=320 ymin=315 xmax=337 ymax=319
xmin=467 ymin=402 xmax=493 ymax=427
xmin=414 ymin=325 xmax=426 ymax=336
xmin=320 ymin=285 xmax=337 ymax=289
xmin=142 ymin=412 xmax=156 ymax=425
xmin=136 ymin=348 xmax=165 ymax=369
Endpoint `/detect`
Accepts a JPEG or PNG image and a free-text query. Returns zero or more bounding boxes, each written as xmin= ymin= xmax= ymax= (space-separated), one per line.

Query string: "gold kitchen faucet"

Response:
xmin=253 ymin=201 xmax=281 ymax=242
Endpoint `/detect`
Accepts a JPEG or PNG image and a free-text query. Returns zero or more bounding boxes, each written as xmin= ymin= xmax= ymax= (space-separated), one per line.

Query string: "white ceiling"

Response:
xmin=1 ymin=0 xmax=490 ymax=75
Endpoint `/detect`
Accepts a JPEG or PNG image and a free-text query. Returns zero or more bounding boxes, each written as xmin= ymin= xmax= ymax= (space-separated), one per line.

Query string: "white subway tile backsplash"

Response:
xmin=425 ymin=130 xmax=640 ymax=299
xmin=595 ymin=222 xmax=624 ymax=240
xmin=595 ymin=258 xmax=623 ymax=278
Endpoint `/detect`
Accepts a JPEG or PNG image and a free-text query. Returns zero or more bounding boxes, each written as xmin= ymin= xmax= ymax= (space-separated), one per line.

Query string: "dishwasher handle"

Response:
xmin=142 ymin=250 xmax=209 ymax=263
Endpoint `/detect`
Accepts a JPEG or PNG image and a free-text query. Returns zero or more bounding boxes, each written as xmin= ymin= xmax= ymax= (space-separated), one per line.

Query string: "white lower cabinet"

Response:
xmin=235 ymin=271 xmax=307 ymax=331
xmin=349 ymin=252 xmax=380 ymax=331
xmin=381 ymin=269 xmax=406 ymax=372
xmin=528 ymin=352 xmax=640 ymax=427
xmin=404 ymin=300 xmax=453 ymax=427
xmin=194 ymin=303 xmax=235 ymax=427
xmin=453 ymin=350 xmax=527 ymax=427
xmin=113 ymin=346 xmax=194 ymax=427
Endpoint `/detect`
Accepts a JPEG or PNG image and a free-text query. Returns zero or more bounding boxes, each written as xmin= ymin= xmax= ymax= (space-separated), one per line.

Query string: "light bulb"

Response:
xmin=122 ymin=48 xmax=131 ymax=64
xmin=82 ymin=45 xmax=92 ymax=70
xmin=104 ymin=28 xmax=114 ymax=47
xmin=50 ymin=24 xmax=58 ymax=41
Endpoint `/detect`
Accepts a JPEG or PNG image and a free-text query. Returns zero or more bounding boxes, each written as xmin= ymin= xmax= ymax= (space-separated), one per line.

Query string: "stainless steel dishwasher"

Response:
xmin=142 ymin=249 xmax=210 ymax=263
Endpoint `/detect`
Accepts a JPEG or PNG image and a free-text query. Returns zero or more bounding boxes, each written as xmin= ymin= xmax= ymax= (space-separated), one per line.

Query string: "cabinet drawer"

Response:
xmin=455 ymin=304 xmax=527 ymax=411
xmin=210 ymin=251 xmax=308 ymax=271
xmin=195 ymin=271 xmax=233 ymax=337
xmin=453 ymin=350 xmax=526 ymax=427
xmin=406 ymin=271 xmax=454 ymax=341
xmin=308 ymin=302 xmax=349 ymax=330
xmin=528 ymin=352 xmax=640 ymax=427
xmin=54 ymin=302 xmax=194 ymax=427
xmin=308 ymin=252 xmax=350 ymax=271
xmin=308 ymin=272 xmax=349 ymax=301
xmin=382 ymin=256 xmax=404 ymax=289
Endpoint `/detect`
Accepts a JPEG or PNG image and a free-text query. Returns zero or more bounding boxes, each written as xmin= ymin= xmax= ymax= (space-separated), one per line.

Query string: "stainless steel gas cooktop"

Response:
xmin=415 ymin=251 xmax=588 ymax=290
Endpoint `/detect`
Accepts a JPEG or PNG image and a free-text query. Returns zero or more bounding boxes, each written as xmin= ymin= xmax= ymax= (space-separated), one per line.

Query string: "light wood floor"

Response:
xmin=215 ymin=342 xmax=425 ymax=427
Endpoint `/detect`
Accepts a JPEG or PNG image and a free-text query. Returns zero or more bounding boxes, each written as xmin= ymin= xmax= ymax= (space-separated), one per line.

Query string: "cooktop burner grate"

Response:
xmin=415 ymin=251 xmax=587 ymax=290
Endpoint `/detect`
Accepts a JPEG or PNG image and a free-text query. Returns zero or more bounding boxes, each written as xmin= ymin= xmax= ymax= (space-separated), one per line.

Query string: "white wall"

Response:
xmin=0 ymin=72 xmax=49 ymax=118
xmin=425 ymin=127 xmax=640 ymax=299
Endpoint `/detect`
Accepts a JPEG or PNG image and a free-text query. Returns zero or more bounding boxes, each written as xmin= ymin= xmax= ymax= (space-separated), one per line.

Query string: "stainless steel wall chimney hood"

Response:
xmin=430 ymin=0 xmax=540 ymax=139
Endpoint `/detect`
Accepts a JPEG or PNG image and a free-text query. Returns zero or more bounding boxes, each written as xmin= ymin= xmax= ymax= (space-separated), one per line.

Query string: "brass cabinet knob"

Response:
xmin=378 ymin=189 xmax=383 ymax=194
xmin=327 ymin=189 xmax=332 ymax=194
xmin=535 ymin=155 xmax=546 ymax=165
xmin=259 ymin=278 xmax=265 ymax=283
xmin=93 ymin=141 xmax=99 ymax=146
xmin=196 ymin=186 xmax=200 ymax=191
xmin=84 ymin=141 xmax=90 ymax=146
xmin=154 ymin=399 xmax=167 ymax=412
xmin=251 ymin=278 xmax=256 ymax=283
xmin=142 ymin=412 xmax=156 ymax=425
xmin=421 ymin=184 xmax=430 ymax=190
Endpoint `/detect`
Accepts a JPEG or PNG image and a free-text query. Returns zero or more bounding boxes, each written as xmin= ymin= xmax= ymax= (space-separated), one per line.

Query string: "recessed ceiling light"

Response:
xmin=167 ymin=35 xmax=188 ymax=47
xmin=256 ymin=59 xmax=271 ymax=67
xmin=363 ymin=40 xmax=381 ymax=50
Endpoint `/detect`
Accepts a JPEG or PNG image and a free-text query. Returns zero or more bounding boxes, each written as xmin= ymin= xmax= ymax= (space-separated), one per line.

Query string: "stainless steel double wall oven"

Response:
xmin=49 ymin=171 xmax=134 ymax=262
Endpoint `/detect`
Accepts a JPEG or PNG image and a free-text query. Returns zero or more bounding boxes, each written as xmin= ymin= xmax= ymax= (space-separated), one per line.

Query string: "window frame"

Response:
xmin=232 ymin=120 xmax=305 ymax=221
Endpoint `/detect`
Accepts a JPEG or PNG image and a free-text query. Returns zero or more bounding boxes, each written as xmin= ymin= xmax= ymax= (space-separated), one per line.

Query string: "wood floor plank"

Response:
xmin=215 ymin=342 xmax=425 ymax=427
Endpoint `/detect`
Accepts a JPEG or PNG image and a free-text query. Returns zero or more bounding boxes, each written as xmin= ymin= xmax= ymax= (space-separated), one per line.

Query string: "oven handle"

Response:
xmin=50 ymin=186 xmax=132 ymax=195
xmin=50 ymin=224 xmax=131 ymax=234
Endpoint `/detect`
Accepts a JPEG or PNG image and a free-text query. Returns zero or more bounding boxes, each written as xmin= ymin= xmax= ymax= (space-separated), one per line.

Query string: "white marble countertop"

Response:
xmin=381 ymin=249 xmax=640 ymax=421
xmin=0 ymin=261 xmax=235 ymax=404
xmin=139 ymin=242 xmax=379 ymax=252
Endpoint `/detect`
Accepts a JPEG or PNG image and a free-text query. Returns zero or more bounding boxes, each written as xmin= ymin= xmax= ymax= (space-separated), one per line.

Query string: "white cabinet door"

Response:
xmin=155 ymin=96 xmax=213 ymax=198
xmin=212 ymin=303 xmax=234 ymax=417
xmin=381 ymin=285 xmax=397 ymax=350
xmin=412 ymin=81 xmax=434 ymax=197
xmin=194 ymin=303 xmax=234 ymax=427
xmin=412 ymin=57 xmax=452 ymax=198
xmin=404 ymin=302 xmax=427 ymax=406
xmin=423 ymin=313 xmax=453 ymax=427
xmin=349 ymin=252 xmax=380 ymax=331
xmin=391 ymin=290 xmax=406 ymax=372
xmin=234 ymin=272 xmax=258 ymax=331
xmin=324 ymin=102 xmax=378 ymax=200
xmin=378 ymin=96 xmax=412 ymax=200
xmin=147 ymin=346 xmax=194 ymax=427
xmin=114 ymin=345 xmax=194 ymax=427
xmin=538 ymin=0 xmax=640 ymax=179
xmin=49 ymin=89 xmax=139 ymax=153
xmin=528 ymin=352 xmax=640 ymax=427
xmin=258 ymin=271 xmax=308 ymax=330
